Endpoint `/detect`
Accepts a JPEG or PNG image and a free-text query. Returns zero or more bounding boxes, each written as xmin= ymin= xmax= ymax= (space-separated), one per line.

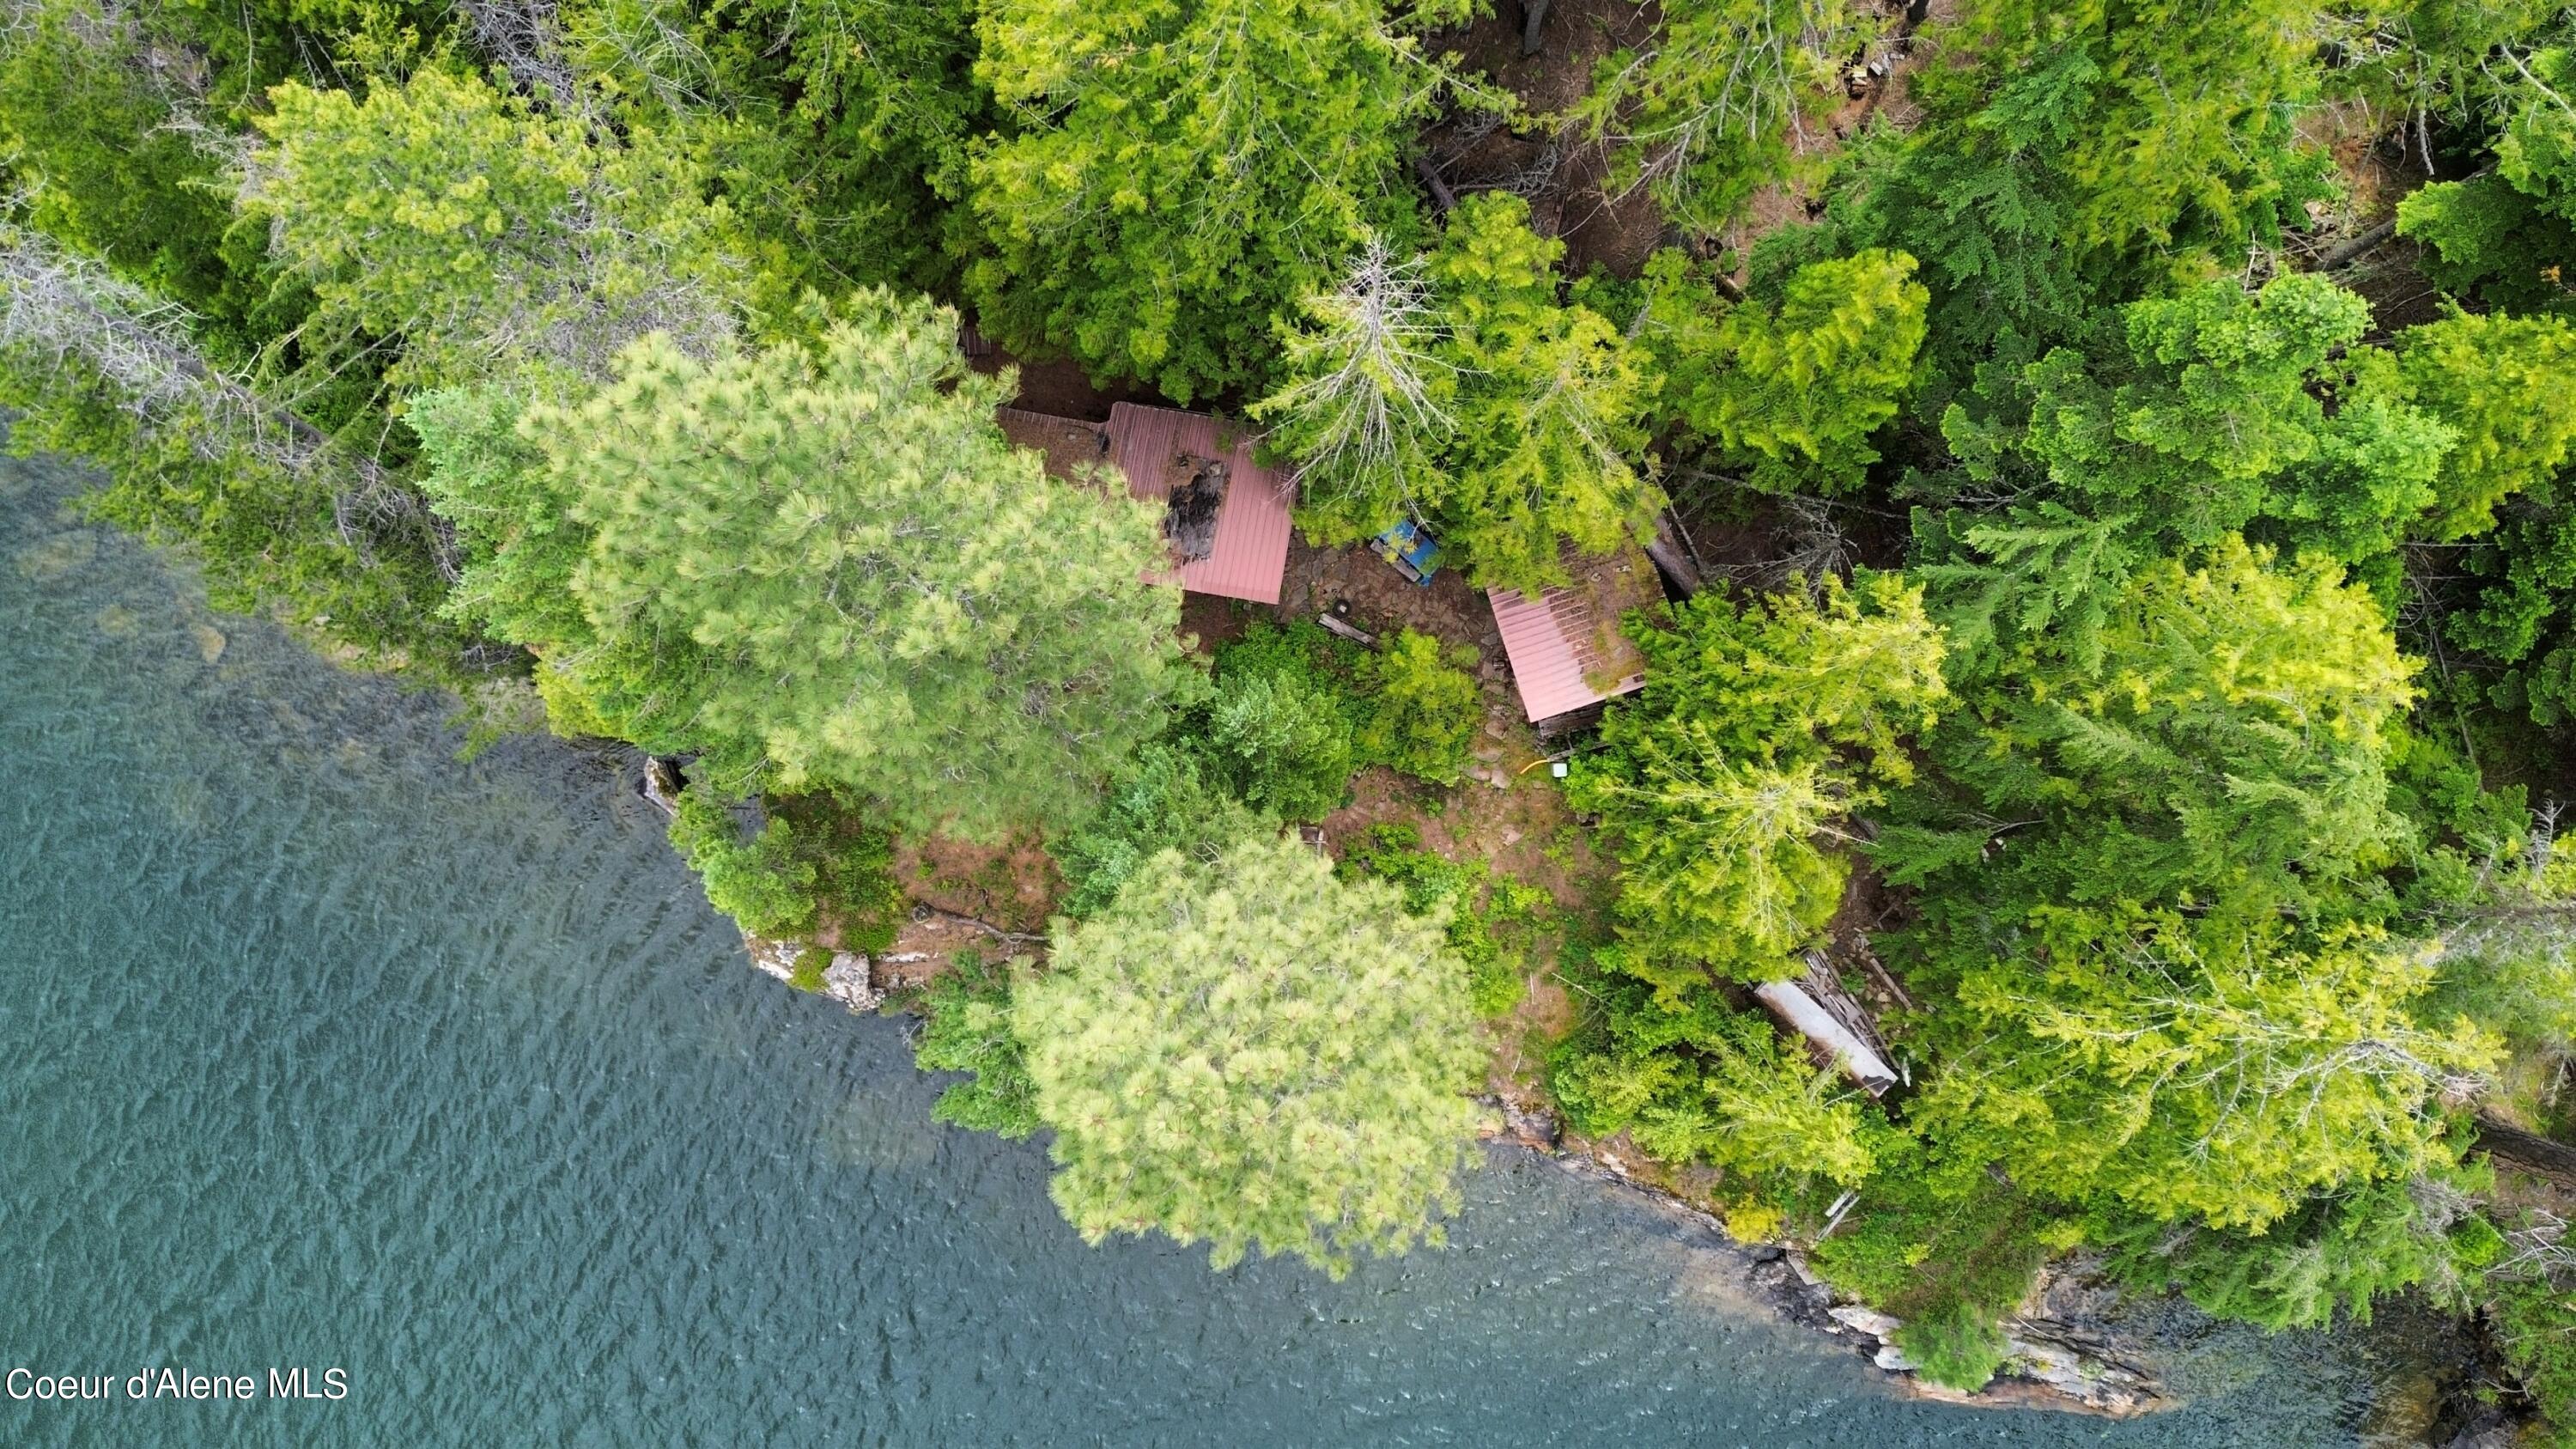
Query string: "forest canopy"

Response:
xmin=10 ymin=0 xmax=2576 ymax=1422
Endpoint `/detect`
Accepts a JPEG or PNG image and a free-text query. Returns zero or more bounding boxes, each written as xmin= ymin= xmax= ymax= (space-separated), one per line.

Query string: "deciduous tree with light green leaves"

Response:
xmin=414 ymin=289 xmax=1193 ymax=838
xmin=1013 ymin=831 xmax=1485 ymax=1277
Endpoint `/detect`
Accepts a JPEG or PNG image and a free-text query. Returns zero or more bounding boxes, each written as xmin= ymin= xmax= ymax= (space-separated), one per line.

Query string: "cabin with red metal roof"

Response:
xmin=1485 ymin=542 xmax=1659 ymax=730
xmin=995 ymin=403 xmax=1293 ymax=606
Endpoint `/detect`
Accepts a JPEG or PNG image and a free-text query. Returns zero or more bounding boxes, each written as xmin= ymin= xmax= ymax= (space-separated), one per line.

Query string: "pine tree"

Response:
xmin=1013 ymin=831 xmax=1485 ymax=1278
xmin=246 ymin=67 xmax=749 ymax=388
xmin=415 ymin=289 xmax=1194 ymax=838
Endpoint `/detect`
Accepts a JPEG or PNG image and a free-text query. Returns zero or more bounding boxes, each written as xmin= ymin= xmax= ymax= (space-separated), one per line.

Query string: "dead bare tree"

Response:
xmin=1254 ymin=241 xmax=1457 ymax=514
xmin=0 ymin=222 xmax=453 ymax=573
xmin=453 ymin=0 xmax=585 ymax=113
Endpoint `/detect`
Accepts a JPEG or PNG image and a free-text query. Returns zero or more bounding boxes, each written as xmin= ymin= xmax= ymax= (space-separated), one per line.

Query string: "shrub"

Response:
xmin=908 ymin=951 xmax=1041 ymax=1139
xmin=1724 ymin=1200 xmax=1787 ymax=1245
xmin=1893 ymin=1303 xmax=2011 ymax=1391
xmin=1353 ymin=629 xmax=1483 ymax=784
xmin=670 ymin=786 xmax=820 ymax=937
xmin=1546 ymin=971 xmax=1876 ymax=1186
xmin=1340 ymin=823 xmax=1550 ymax=1016
xmin=1205 ymin=668 xmax=1357 ymax=821
xmin=668 ymin=783 xmax=904 ymax=948
xmin=1051 ymin=745 xmax=1277 ymax=919
xmin=787 ymin=947 xmax=832 ymax=993
xmin=2493 ymin=1276 xmax=2576 ymax=1444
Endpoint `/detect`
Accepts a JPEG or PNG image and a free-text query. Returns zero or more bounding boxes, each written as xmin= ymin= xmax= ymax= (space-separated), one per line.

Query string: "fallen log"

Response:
xmin=2319 ymin=218 xmax=2400 ymax=271
xmin=1754 ymin=960 xmax=1899 ymax=1096
xmin=1317 ymin=612 xmax=1378 ymax=647
xmin=1413 ymin=155 xmax=1459 ymax=214
xmin=1645 ymin=515 xmax=1704 ymax=597
xmin=2476 ymin=1114 xmax=2576 ymax=1185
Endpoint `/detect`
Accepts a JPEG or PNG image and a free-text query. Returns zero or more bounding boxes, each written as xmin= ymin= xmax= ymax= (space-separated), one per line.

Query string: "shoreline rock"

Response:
xmin=744 ymin=935 xmax=884 ymax=1013
xmin=758 ymin=927 xmax=2172 ymax=1419
xmin=1478 ymin=1104 xmax=2167 ymax=1418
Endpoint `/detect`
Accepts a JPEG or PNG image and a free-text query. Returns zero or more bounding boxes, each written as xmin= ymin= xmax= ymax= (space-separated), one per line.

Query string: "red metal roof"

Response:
xmin=1486 ymin=547 xmax=1656 ymax=722
xmin=1103 ymin=403 xmax=1294 ymax=605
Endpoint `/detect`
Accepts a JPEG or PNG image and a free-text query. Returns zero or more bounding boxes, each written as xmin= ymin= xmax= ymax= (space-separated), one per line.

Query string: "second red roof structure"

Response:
xmin=1485 ymin=542 xmax=1659 ymax=726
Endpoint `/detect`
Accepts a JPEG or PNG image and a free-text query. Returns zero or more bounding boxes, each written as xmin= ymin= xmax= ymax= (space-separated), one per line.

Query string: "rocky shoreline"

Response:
xmin=756 ymin=937 xmax=2534 ymax=1436
xmin=756 ymin=935 xmax=2166 ymax=1417
xmin=1477 ymin=1103 xmax=2166 ymax=1417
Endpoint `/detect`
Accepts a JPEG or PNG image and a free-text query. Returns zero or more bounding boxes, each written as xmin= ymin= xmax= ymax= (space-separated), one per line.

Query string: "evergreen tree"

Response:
xmin=1924 ymin=0 xmax=2334 ymax=265
xmin=2397 ymin=46 xmax=2576 ymax=317
xmin=1917 ymin=910 xmax=2494 ymax=1229
xmin=585 ymin=0 xmax=986 ymax=294
xmin=2393 ymin=310 xmax=2576 ymax=540
xmin=1647 ymin=247 xmax=1927 ymax=494
xmin=965 ymin=0 xmax=1482 ymax=402
xmin=1574 ymin=0 xmax=1880 ymax=234
xmin=1014 ymin=831 xmax=1485 ymax=1277
xmin=416 ymin=289 xmax=1193 ymax=837
xmin=1255 ymin=193 xmax=1662 ymax=591
xmin=246 ymin=67 xmax=749 ymax=388
xmin=1571 ymin=571 xmax=1947 ymax=984
xmin=1433 ymin=194 xmax=1663 ymax=589
xmin=1935 ymin=273 xmax=2462 ymax=599
xmin=1251 ymin=243 xmax=1455 ymax=541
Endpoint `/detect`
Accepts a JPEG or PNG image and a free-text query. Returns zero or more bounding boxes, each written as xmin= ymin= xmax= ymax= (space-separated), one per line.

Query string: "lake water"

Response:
xmin=0 ymin=447 xmax=2438 ymax=1445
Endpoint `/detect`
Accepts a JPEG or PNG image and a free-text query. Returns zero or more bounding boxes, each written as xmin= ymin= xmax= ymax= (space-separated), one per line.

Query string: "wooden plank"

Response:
xmin=1753 ymin=977 xmax=1899 ymax=1096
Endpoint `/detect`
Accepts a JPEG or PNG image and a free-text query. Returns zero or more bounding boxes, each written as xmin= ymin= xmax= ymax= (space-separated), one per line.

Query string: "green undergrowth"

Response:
xmin=1339 ymin=822 xmax=1554 ymax=1016
xmin=668 ymin=783 xmax=903 ymax=949
xmin=904 ymin=949 xmax=1040 ymax=1139
xmin=1205 ymin=618 xmax=1484 ymax=813
xmin=2494 ymin=1277 xmax=2576 ymax=1446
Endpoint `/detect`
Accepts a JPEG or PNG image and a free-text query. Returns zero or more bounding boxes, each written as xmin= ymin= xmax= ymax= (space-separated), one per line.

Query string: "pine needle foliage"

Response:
xmin=1015 ymin=831 xmax=1485 ymax=1278
xmin=417 ymin=289 xmax=1193 ymax=838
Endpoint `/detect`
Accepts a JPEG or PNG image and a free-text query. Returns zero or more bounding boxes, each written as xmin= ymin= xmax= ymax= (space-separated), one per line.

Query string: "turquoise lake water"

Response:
xmin=0 ymin=447 xmax=2444 ymax=1445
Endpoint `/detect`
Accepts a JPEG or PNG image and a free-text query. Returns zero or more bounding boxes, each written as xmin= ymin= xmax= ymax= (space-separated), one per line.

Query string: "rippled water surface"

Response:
xmin=0 ymin=449 xmax=2433 ymax=1445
